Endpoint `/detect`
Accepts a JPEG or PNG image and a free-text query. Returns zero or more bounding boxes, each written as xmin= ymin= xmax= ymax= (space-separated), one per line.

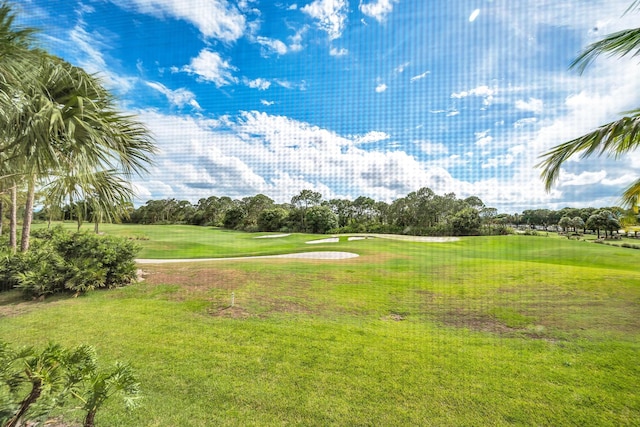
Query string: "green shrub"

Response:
xmin=1 ymin=227 xmax=140 ymax=298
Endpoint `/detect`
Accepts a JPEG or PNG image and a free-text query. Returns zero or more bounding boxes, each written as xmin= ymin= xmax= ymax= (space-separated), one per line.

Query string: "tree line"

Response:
xmin=76 ymin=190 xmax=632 ymax=238
xmin=108 ymin=188 xmax=502 ymax=236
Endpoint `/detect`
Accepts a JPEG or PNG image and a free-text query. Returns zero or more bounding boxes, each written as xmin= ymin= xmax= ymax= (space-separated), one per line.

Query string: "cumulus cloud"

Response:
xmin=145 ymin=81 xmax=201 ymax=109
xmin=359 ymin=0 xmax=399 ymax=23
xmin=301 ymin=0 xmax=348 ymax=40
xmin=130 ymin=109 xmax=477 ymax=203
xmin=375 ymin=83 xmax=388 ymax=93
xmin=244 ymin=77 xmax=272 ymax=90
xmin=416 ymin=140 xmax=449 ymax=156
xmin=256 ymin=36 xmax=288 ymax=56
xmin=261 ymin=99 xmax=275 ymax=106
xmin=474 ymin=130 xmax=493 ymax=147
xmin=181 ymin=49 xmax=238 ymax=87
xmin=558 ymin=170 xmax=607 ymax=186
xmin=451 ymin=85 xmax=495 ymax=106
xmin=329 ymin=46 xmax=348 ymax=56
xmin=354 ymin=131 xmax=390 ymax=144
xmin=110 ymin=0 xmax=246 ymax=42
xmin=515 ymin=97 xmax=543 ymax=114
xmin=288 ymin=25 xmax=308 ymax=52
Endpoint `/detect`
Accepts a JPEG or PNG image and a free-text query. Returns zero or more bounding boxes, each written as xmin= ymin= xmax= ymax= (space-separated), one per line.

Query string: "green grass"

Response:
xmin=3 ymin=224 xmax=640 ymax=425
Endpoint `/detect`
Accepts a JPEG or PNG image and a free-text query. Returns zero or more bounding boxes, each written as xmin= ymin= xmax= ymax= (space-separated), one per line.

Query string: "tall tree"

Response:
xmin=3 ymin=54 xmax=154 ymax=250
xmin=539 ymin=1 xmax=640 ymax=207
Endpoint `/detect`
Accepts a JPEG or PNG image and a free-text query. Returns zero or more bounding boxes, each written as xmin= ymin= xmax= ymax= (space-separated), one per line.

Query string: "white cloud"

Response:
xmin=559 ymin=170 xmax=607 ymax=186
xmin=355 ymin=131 xmax=389 ymax=144
xmin=244 ymin=78 xmax=272 ymax=90
xmin=410 ymin=71 xmax=430 ymax=83
xmin=515 ymin=97 xmax=543 ymax=114
xmin=256 ymin=36 xmax=288 ymax=56
xmin=261 ymin=99 xmax=275 ymax=106
xmin=274 ymin=79 xmax=307 ymax=90
xmin=131 ymin=109 xmax=476 ymax=203
xmin=359 ymin=0 xmax=399 ymax=23
xmin=110 ymin=0 xmax=246 ymax=42
xmin=416 ymin=140 xmax=449 ymax=156
xmin=375 ymin=83 xmax=388 ymax=93
xmin=468 ymin=9 xmax=480 ymax=22
xmin=289 ymin=26 xmax=308 ymax=52
xmin=451 ymin=85 xmax=495 ymax=106
xmin=182 ymin=49 xmax=238 ymax=87
xmin=68 ymin=22 xmax=137 ymax=93
xmin=145 ymin=81 xmax=201 ymax=109
xmin=474 ymin=130 xmax=493 ymax=147
xmin=301 ymin=0 xmax=348 ymax=40
xmin=513 ymin=117 xmax=538 ymax=128
xmin=330 ymin=46 xmax=348 ymax=56
xmin=394 ymin=62 xmax=410 ymax=73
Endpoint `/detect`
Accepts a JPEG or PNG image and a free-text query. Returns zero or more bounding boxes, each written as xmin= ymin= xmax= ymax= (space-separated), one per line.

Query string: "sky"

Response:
xmin=18 ymin=0 xmax=640 ymax=213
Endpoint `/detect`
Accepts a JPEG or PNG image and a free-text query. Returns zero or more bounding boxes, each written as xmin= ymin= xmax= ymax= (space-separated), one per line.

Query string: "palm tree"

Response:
xmin=4 ymin=54 xmax=155 ymax=251
xmin=539 ymin=1 xmax=640 ymax=207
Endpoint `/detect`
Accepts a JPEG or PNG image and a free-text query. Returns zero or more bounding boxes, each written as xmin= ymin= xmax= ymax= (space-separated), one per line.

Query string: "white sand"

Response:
xmin=254 ymin=233 xmax=291 ymax=239
xmin=341 ymin=233 xmax=460 ymax=242
xmin=305 ymin=237 xmax=339 ymax=244
xmin=137 ymin=251 xmax=358 ymax=264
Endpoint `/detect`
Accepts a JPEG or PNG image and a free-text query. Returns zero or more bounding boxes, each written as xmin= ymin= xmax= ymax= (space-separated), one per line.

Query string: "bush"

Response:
xmin=1 ymin=227 xmax=140 ymax=298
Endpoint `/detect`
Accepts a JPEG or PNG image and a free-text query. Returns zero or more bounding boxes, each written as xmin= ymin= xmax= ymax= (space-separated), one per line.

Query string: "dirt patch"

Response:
xmin=208 ymin=305 xmax=253 ymax=319
xmin=381 ymin=313 xmax=406 ymax=321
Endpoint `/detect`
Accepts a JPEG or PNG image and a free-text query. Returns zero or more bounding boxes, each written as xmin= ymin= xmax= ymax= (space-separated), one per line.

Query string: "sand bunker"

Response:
xmin=137 ymin=251 xmax=358 ymax=264
xmin=345 ymin=234 xmax=460 ymax=243
xmin=254 ymin=233 xmax=291 ymax=239
xmin=305 ymin=237 xmax=339 ymax=244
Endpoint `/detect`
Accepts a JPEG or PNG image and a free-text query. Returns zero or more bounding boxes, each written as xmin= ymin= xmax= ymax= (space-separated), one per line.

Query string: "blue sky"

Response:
xmin=19 ymin=0 xmax=640 ymax=212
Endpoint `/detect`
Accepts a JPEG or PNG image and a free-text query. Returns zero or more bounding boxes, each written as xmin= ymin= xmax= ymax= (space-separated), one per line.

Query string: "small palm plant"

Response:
xmin=76 ymin=362 xmax=141 ymax=427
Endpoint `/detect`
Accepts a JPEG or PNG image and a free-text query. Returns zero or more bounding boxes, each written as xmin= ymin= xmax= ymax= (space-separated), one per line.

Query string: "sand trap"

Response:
xmin=137 ymin=251 xmax=358 ymax=264
xmin=342 ymin=233 xmax=460 ymax=243
xmin=254 ymin=233 xmax=291 ymax=239
xmin=305 ymin=237 xmax=339 ymax=244
xmin=347 ymin=236 xmax=370 ymax=241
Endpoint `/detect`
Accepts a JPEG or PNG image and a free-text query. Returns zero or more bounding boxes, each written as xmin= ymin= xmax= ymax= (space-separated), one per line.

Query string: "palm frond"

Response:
xmin=571 ymin=27 xmax=640 ymax=74
xmin=537 ymin=111 xmax=640 ymax=190
xmin=621 ymin=178 xmax=640 ymax=207
xmin=626 ymin=0 xmax=640 ymax=14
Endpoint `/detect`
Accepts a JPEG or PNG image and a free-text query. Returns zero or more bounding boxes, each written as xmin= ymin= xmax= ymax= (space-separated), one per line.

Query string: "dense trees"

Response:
xmin=124 ymin=188 xmax=512 ymax=236
xmin=121 ymin=189 xmax=636 ymax=238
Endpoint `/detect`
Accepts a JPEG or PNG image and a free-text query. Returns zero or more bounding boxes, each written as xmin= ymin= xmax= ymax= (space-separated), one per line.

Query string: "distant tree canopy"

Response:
xmin=116 ymin=188 xmax=508 ymax=236
xmin=112 ymin=189 xmax=636 ymax=237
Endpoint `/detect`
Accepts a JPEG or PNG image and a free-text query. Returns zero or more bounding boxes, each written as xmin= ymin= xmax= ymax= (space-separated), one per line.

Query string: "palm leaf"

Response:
xmin=571 ymin=27 xmax=640 ymax=74
xmin=538 ymin=110 xmax=640 ymax=191
xmin=621 ymin=177 xmax=640 ymax=207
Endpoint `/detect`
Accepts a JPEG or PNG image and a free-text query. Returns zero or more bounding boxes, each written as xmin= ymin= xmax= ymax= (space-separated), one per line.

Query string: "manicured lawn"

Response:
xmin=3 ymin=225 xmax=639 ymax=425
